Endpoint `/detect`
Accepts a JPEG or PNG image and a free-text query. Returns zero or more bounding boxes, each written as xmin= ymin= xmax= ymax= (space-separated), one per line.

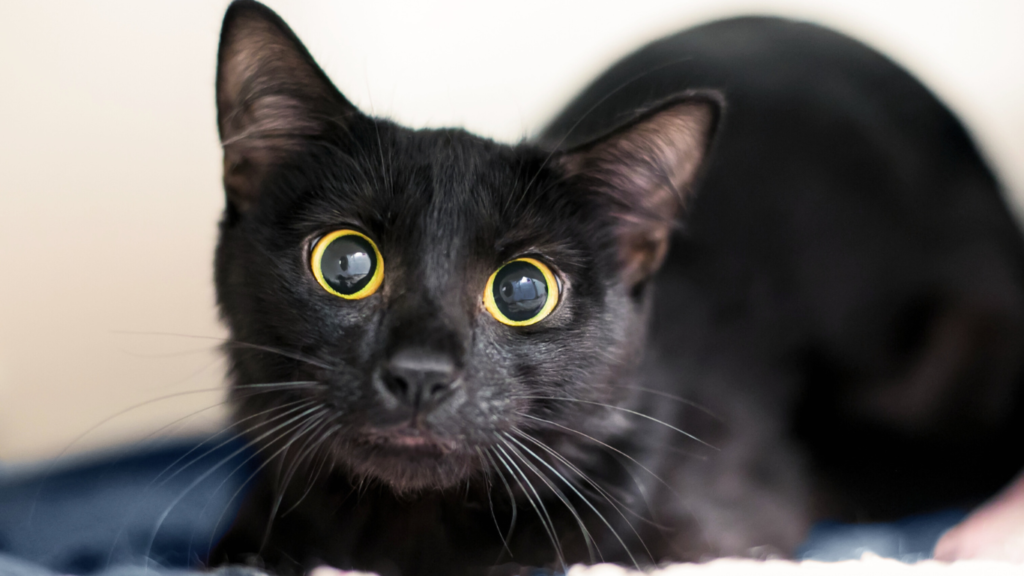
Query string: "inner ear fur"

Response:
xmin=216 ymin=0 xmax=357 ymax=211
xmin=560 ymin=92 xmax=721 ymax=287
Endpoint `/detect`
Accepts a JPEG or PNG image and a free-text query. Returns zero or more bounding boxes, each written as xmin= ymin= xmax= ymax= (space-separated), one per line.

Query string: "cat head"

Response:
xmin=214 ymin=0 xmax=719 ymax=493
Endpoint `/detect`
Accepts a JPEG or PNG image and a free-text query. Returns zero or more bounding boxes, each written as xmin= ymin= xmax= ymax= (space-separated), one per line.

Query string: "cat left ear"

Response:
xmin=216 ymin=0 xmax=357 ymax=211
xmin=559 ymin=93 xmax=721 ymax=287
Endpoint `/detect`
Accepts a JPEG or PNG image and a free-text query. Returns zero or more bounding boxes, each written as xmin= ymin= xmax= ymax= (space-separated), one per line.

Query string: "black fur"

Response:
xmin=209 ymin=3 xmax=1024 ymax=575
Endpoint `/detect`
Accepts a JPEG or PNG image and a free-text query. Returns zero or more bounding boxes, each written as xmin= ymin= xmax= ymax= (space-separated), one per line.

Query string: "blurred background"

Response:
xmin=1 ymin=0 xmax=1022 ymax=463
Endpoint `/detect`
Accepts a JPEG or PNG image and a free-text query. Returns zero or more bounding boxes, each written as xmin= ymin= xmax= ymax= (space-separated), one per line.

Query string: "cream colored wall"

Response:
xmin=1 ymin=0 xmax=1022 ymax=462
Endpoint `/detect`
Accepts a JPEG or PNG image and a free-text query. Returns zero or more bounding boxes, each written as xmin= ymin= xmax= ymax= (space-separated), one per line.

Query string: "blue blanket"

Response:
xmin=0 ymin=437 xmax=963 ymax=575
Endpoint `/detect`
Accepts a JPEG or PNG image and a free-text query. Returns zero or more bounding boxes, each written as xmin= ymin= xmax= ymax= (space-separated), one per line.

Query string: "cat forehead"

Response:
xmin=293 ymin=128 xmax=574 ymax=236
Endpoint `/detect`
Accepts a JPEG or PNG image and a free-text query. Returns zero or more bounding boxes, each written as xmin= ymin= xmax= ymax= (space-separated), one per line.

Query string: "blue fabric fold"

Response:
xmin=0 ymin=437 xmax=965 ymax=575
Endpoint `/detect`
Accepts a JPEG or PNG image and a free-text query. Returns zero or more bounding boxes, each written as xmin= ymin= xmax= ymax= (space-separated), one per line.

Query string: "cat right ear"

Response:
xmin=559 ymin=92 xmax=722 ymax=288
xmin=216 ymin=0 xmax=357 ymax=211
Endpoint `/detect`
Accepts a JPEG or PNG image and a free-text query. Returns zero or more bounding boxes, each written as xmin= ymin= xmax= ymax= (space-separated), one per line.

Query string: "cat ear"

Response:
xmin=559 ymin=93 xmax=721 ymax=287
xmin=216 ymin=0 xmax=357 ymax=211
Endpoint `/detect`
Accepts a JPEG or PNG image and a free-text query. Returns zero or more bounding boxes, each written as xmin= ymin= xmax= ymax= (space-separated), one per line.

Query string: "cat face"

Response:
xmin=214 ymin=1 xmax=717 ymax=493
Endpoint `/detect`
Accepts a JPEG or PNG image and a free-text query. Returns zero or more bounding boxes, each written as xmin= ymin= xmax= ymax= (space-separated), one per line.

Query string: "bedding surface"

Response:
xmin=0 ymin=437 xmax=970 ymax=575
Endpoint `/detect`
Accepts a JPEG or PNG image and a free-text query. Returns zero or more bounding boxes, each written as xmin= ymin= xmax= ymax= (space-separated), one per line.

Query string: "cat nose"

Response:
xmin=378 ymin=348 xmax=461 ymax=411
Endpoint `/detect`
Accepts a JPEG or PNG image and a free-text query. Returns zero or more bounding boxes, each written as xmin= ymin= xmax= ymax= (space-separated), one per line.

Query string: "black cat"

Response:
xmin=209 ymin=2 xmax=1024 ymax=575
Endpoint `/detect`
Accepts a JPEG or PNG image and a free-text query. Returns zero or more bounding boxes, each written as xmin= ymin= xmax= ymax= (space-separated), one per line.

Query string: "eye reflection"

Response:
xmin=325 ymin=238 xmax=372 ymax=289
xmin=499 ymin=274 xmax=547 ymax=315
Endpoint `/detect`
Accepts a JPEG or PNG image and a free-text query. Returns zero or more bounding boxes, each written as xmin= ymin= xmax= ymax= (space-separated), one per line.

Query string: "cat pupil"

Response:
xmin=337 ymin=252 xmax=370 ymax=284
xmin=321 ymin=235 xmax=377 ymax=293
xmin=500 ymin=274 xmax=547 ymax=314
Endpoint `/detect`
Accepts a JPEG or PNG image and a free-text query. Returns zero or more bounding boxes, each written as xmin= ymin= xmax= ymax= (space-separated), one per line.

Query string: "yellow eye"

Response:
xmin=310 ymin=229 xmax=383 ymax=299
xmin=483 ymin=257 xmax=558 ymax=326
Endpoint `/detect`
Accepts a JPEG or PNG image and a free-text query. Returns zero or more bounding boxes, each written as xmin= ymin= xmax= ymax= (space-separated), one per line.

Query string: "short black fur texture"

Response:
xmin=210 ymin=3 xmax=1024 ymax=575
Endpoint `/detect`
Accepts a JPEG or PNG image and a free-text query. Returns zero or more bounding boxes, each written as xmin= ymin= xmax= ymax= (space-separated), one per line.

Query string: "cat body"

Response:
xmin=543 ymin=13 xmax=1024 ymax=540
xmin=209 ymin=3 xmax=1024 ymax=575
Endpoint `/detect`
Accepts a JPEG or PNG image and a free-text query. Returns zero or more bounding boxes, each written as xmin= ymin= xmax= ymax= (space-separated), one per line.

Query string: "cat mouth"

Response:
xmin=363 ymin=424 xmax=459 ymax=454
xmin=342 ymin=425 xmax=477 ymax=491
